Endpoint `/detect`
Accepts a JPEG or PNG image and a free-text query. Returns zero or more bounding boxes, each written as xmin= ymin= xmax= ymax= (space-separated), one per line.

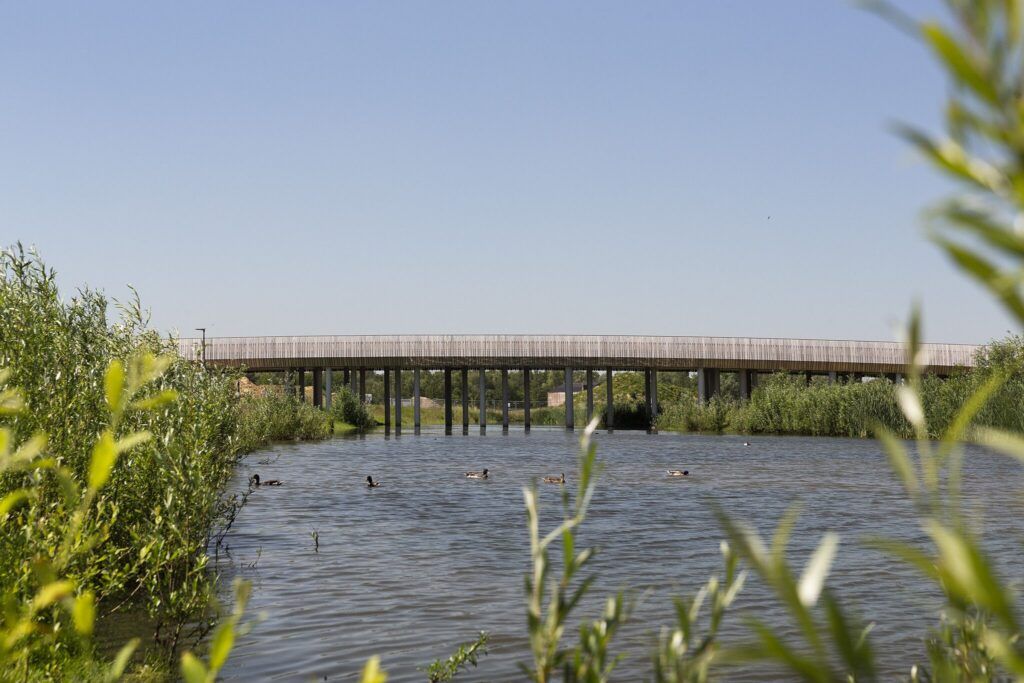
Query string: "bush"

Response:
xmin=234 ymin=392 xmax=331 ymax=451
xmin=330 ymin=388 xmax=374 ymax=432
xmin=0 ymin=246 xmax=322 ymax=676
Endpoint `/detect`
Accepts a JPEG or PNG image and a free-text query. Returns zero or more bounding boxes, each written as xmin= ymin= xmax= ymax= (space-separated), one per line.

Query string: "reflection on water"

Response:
xmin=215 ymin=427 xmax=1024 ymax=682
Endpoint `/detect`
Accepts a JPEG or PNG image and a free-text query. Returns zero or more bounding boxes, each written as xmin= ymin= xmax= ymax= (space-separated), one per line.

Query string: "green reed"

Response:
xmin=0 ymin=245 xmax=318 ymax=679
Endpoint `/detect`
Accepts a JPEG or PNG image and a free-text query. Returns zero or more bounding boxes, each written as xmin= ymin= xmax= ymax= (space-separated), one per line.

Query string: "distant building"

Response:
xmin=547 ymin=382 xmax=588 ymax=407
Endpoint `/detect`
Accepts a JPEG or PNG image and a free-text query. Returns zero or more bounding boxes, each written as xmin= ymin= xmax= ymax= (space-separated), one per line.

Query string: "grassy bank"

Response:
xmin=0 ymin=247 xmax=329 ymax=678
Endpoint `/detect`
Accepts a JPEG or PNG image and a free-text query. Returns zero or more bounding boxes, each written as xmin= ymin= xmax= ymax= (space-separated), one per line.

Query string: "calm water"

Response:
xmin=215 ymin=428 xmax=1024 ymax=681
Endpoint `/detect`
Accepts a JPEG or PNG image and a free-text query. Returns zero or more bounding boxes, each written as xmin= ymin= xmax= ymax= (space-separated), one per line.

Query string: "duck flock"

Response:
xmin=249 ymin=462 xmax=709 ymax=489
xmin=245 ymin=440 xmax=755 ymax=490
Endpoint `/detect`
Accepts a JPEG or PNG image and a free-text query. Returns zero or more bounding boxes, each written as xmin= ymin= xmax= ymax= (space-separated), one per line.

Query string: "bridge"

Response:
xmin=177 ymin=334 xmax=980 ymax=434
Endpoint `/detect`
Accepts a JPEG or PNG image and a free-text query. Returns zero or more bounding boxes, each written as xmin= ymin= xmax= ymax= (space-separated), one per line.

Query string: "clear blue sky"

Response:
xmin=1 ymin=1 xmax=1010 ymax=343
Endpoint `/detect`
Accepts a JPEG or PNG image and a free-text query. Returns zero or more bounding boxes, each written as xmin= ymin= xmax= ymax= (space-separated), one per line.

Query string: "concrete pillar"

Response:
xmin=312 ymin=368 xmax=323 ymax=408
xmin=478 ymin=370 xmax=487 ymax=434
xmin=358 ymin=369 xmax=366 ymax=403
xmin=739 ymin=369 xmax=752 ymax=400
xmin=564 ymin=367 xmax=574 ymax=431
xmin=444 ymin=369 xmax=453 ymax=435
xmin=805 ymin=371 xmax=813 ymax=386
xmin=644 ymin=370 xmax=652 ymax=417
xmin=283 ymin=370 xmax=292 ymax=398
xmin=606 ymin=368 xmax=614 ymax=433
xmin=394 ymin=369 xmax=402 ymax=435
xmin=342 ymin=369 xmax=350 ymax=387
xmin=895 ymin=373 xmax=904 ymax=384
xmin=383 ymin=369 xmax=391 ymax=433
xmin=828 ymin=371 xmax=837 ymax=384
xmin=298 ymin=367 xmax=306 ymax=402
xmin=413 ymin=369 xmax=421 ymax=435
xmin=501 ymin=369 xmax=509 ymax=433
xmin=586 ymin=369 xmax=594 ymax=423
xmin=523 ymin=368 xmax=532 ymax=433
xmin=325 ymin=368 xmax=333 ymax=410
xmin=650 ymin=369 xmax=658 ymax=434
xmin=697 ymin=368 xmax=720 ymax=403
xmin=461 ymin=368 xmax=469 ymax=435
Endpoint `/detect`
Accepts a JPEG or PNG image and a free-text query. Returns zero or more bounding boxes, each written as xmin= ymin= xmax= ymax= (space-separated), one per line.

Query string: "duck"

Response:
xmin=666 ymin=470 xmax=689 ymax=477
xmin=465 ymin=469 xmax=489 ymax=479
xmin=366 ymin=476 xmax=382 ymax=488
xmin=743 ymin=441 xmax=751 ymax=446
xmin=542 ymin=473 xmax=566 ymax=485
xmin=251 ymin=473 xmax=282 ymax=487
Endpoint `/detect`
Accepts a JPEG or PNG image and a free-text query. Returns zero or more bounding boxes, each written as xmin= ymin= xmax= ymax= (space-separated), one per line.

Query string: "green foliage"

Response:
xmin=870 ymin=0 xmax=1024 ymax=326
xmin=652 ymin=542 xmax=745 ymax=683
xmin=522 ymin=418 xmax=605 ymax=682
xmin=423 ymin=632 xmax=489 ymax=682
xmin=0 ymin=352 xmax=252 ymax=681
xmin=330 ymin=388 xmax=375 ymax=433
xmin=234 ymin=391 xmax=331 ymax=452
xmin=0 ymin=246 xmax=309 ymax=678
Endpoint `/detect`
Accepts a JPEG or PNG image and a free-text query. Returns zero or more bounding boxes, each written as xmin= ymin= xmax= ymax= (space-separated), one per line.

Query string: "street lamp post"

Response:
xmin=195 ymin=327 xmax=206 ymax=367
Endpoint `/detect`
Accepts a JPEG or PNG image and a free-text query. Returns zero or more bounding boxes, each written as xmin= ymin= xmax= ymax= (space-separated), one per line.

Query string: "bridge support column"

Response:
xmin=298 ymin=368 xmax=306 ymax=402
xmin=394 ymin=369 xmax=402 ymax=435
xmin=383 ymin=369 xmax=391 ymax=434
xmin=342 ymin=369 xmax=350 ymax=388
xmin=523 ymin=369 xmax=531 ymax=433
xmin=479 ymin=370 xmax=487 ymax=434
xmin=461 ymin=368 xmax=469 ymax=435
xmin=444 ymin=369 xmax=453 ymax=435
xmin=697 ymin=368 xmax=719 ymax=403
xmin=413 ymin=369 xmax=421 ymax=435
xmin=358 ymin=369 xmax=366 ymax=403
xmin=501 ymin=370 xmax=509 ymax=433
xmin=586 ymin=369 xmax=594 ymax=423
xmin=312 ymin=369 xmax=323 ymax=408
xmin=739 ymin=369 xmax=753 ymax=400
xmin=606 ymin=369 xmax=614 ymax=433
xmin=325 ymin=368 xmax=333 ymax=410
xmin=564 ymin=367 xmax=574 ymax=431
xmin=828 ymin=371 xmax=837 ymax=384
xmin=644 ymin=370 xmax=652 ymax=424
xmin=648 ymin=369 xmax=658 ymax=434
xmin=804 ymin=371 xmax=813 ymax=386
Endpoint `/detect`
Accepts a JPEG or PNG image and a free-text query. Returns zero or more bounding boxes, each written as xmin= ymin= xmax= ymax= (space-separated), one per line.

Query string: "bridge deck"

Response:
xmin=175 ymin=335 xmax=979 ymax=374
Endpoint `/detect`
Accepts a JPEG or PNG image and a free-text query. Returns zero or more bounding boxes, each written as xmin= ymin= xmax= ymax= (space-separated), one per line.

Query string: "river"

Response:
xmin=215 ymin=427 xmax=1024 ymax=681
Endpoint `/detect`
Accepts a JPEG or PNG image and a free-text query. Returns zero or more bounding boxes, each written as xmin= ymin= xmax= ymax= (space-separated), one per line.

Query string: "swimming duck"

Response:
xmin=366 ymin=476 xmax=382 ymax=488
xmin=465 ymin=469 xmax=489 ymax=479
xmin=743 ymin=441 xmax=751 ymax=446
xmin=542 ymin=473 xmax=566 ymax=485
xmin=251 ymin=474 xmax=282 ymax=486
xmin=666 ymin=470 xmax=689 ymax=477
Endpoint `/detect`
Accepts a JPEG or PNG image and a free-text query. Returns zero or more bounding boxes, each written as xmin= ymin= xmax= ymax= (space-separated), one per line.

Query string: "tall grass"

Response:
xmin=235 ymin=392 xmax=331 ymax=450
xmin=0 ymin=245 xmax=325 ymax=678
xmin=655 ymin=341 xmax=1024 ymax=439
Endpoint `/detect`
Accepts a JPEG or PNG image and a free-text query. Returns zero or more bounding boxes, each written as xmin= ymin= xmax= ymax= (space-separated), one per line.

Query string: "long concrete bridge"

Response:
xmin=177 ymin=334 xmax=980 ymax=434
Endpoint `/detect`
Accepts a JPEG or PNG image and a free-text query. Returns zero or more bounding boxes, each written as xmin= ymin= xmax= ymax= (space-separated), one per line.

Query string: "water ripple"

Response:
xmin=216 ymin=428 xmax=1024 ymax=681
